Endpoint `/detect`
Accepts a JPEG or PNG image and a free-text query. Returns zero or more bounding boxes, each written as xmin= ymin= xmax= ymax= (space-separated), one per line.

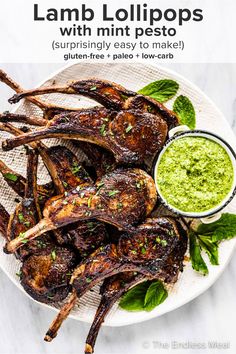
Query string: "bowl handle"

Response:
xmin=168 ymin=125 xmax=190 ymax=138
xmin=200 ymin=212 xmax=222 ymax=224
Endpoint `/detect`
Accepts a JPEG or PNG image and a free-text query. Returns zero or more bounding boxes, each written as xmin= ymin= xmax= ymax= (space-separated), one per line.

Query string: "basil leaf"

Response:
xmin=138 ymin=80 xmax=179 ymax=103
xmin=119 ymin=281 xmax=151 ymax=311
xmin=144 ymin=280 xmax=168 ymax=312
xmin=198 ymin=235 xmax=219 ymax=265
xmin=3 ymin=173 xmax=18 ymax=182
xmin=189 ymin=231 xmax=208 ymax=275
xmin=173 ymin=95 xmax=196 ymax=129
xmin=197 ymin=213 xmax=236 ymax=242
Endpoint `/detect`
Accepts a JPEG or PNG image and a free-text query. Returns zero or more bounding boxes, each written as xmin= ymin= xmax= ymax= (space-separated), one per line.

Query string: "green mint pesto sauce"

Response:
xmin=156 ymin=137 xmax=234 ymax=213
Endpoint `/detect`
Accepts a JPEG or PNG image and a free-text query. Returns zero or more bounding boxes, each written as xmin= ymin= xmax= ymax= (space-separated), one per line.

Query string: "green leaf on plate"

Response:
xmin=144 ymin=280 xmax=168 ymax=312
xmin=138 ymin=79 xmax=179 ymax=103
xmin=189 ymin=231 xmax=208 ymax=275
xmin=197 ymin=213 xmax=236 ymax=242
xmin=198 ymin=235 xmax=219 ymax=265
xmin=173 ymin=95 xmax=196 ymax=129
xmin=119 ymin=280 xmax=168 ymax=312
xmin=119 ymin=281 xmax=151 ymax=312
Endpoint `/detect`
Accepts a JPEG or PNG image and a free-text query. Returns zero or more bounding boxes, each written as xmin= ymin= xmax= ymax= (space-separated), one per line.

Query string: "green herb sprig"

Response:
xmin=189 ymin=213 xmax=236 ymax=275
xmin=119 ymin=280 xmax=167 ymax=312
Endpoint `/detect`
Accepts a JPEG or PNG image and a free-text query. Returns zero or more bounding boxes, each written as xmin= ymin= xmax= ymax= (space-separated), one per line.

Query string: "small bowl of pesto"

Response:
xmin=154 ymin=126 xmax=236 ymax=222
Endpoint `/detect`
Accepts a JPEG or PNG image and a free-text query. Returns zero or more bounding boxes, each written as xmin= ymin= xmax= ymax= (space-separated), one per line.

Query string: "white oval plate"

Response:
xmin=0 ymin=62 xmax=235 ymax=327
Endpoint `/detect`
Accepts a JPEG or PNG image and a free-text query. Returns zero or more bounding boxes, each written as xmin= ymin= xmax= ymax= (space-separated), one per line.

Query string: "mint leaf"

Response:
xmin=173 ymin=95 xmax=196 ymax=129
xmin=144 ymin=280 xmax=168 ymax=312
xmin=119 ymin=281 xmax=151 ymax=311
xmin=189 ymin=231 xmax=208 ymax=275
xmin=198 ymin=235 xmax=219 ymax=265
xmin=197 ymin=213 xmax=236 ymax=242
xmin=119 ymin=280 xmax=168 ymax=312
xmin=138 ymin=80 xmax=179 ymax=103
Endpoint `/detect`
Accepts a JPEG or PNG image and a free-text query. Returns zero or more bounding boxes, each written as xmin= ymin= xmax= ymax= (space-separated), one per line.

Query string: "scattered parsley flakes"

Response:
xmin=100 ymin=124 xmax=107 ymax=136
xmin=108 ymin=190 xmax=119 ymax=197
xmin=18 ymin=213 xmax=25 ymax=223
xmin=87 ymin=196 xmax=93 ymax=208
xmin=3 ymin=173 xmax=18 ymax=182
xmin=51 ymin=250 xmax=56 ymax=261
xmin=125 ymin=124 xmax=133 ymax=133
xmin=90 ymin=86 xmax=97 ymax=91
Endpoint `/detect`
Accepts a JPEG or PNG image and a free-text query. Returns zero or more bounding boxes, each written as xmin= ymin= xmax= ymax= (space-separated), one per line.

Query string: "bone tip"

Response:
xmin=8 ymin=94 xmax=20 ymax=104
xmin=85 ymin=343 xmax=93 ymax=354
xmin=3 ymin=242 xmax=14 ymax=254
xmin=2 ymin=140 xmax=12 ymax=151
xmin=44 ymin=331 xmax=55 ymax=342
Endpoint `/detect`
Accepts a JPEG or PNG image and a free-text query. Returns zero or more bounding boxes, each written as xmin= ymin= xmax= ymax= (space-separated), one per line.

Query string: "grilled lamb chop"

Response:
xmin=7 ymin=149 xmax=54 ymax=260
xmin=7 ymin=78 xmax=179 ymax=129
xmin=2 ymin=108 xmax=168 ymax=164
xmin=20 ymin=244 xmax=76 ymax=304
xmin=5 ymin=168 xmax=157 ymax=253
xmin=85 ymin=218 xmax=188 ymax=354
xmin=45 ymin=216 xmax=182 ymax=341
xmin=0 ymin=122 xmax=108 ymax=255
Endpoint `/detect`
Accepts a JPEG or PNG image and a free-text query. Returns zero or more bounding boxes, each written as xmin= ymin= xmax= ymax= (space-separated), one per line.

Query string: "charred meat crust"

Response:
xmin=20 ymin=246 xmax=76 ymax=304
xmin=70 ymin=217 xmax=183 ymax=297
xmin=85 ymin=217 xmax=188 ymax=352
xmin=6 ymin=149 xmax=54 ymax=260
xmin=44 ymin=168 xmax=157 ymax=231
xmin=2 ymin=108 xmax=168 ymax=165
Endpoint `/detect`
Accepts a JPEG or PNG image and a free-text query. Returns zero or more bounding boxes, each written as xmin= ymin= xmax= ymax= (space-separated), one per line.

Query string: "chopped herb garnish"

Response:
xmin=21 ymin=239 xmax=29 ymax=244
xmin=63 ymin=181 xmax=68 ymax=188
xmin=120 ymin=93 xmax=128 ymax=101
xmin=24 ymin=221 xmax=31 ymax=227
xmin=90 ymin=86 xmax=97 ymax=91
xmin=87 ymin=196 xmax=93 ymax=208
xmin=51 ymin=250 xmax=56 ymax=261
xmin=72 ymin=163 xmax=81 ymax=175
xmin=161 ymin=240 xmax=168 ymax=247
xmin=141 ymin=247 xmax=146 ymax=254
xmin=147 ymin=106 xmax=153 ymax=113
xmin=125 ymin=124 xmax=133 ymax=133
xmin=19 ymin=232 xmax=26 ymax=238
xmin=108 ymin=190 xmax=119 ymax=197
xmin=18 ymin=213 xmax=25 ymax=223
xmin=86 ymin=277 xmax=92 ymax=283
xmin=117 ymin=202 xmax=123 ymax=210
xmin=37 ymin=240 xmax=46 ymax=248
xmin=16 ymin=271 xmax=22 ymax=277
xmin=100 ymin=124 xmax=107 ymax=136
xmin=3 ymin=173 xmax=18 ymax=182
